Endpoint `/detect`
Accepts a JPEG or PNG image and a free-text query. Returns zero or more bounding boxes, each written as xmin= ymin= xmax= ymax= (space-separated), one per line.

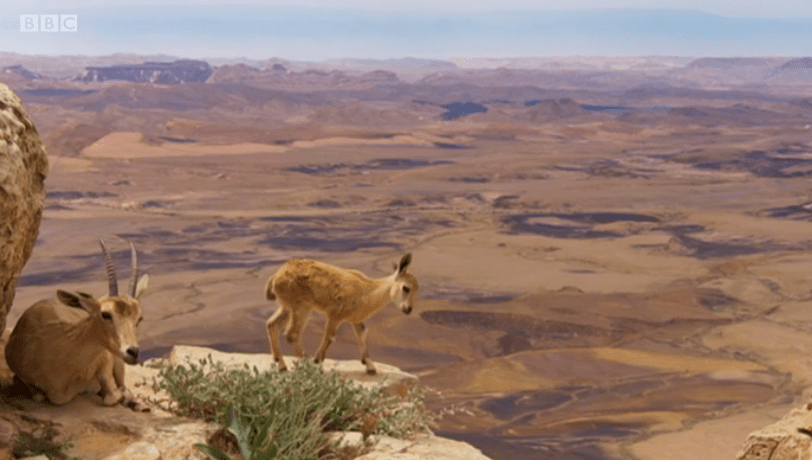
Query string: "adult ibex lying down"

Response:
xmin=5 ymin=239 xmax=149 ymax=409
xmin=265 ymin=253 xmax=418 ymax=374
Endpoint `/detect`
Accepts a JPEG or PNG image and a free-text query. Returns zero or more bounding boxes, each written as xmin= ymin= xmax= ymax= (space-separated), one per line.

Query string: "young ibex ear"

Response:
xmin=57 ymin=290 xmax=99 ymax=314
xmin=133 ymin=274 xmax=149 ymax=299
xmin=397 ymin=253 xmax=412 ymax=274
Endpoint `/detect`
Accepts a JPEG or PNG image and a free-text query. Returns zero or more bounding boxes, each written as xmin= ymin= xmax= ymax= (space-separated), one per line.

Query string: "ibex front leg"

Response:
xmin=97 ymin=358 xmax=123 ymax=406
xmin=352 ymin=322 xmax=377 ymax=375
xmin=112 ymin=357 xmax=148 ymax=411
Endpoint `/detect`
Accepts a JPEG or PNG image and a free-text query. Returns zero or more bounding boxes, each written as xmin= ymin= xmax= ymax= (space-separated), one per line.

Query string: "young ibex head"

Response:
xmin=390 ymin=253 xmax=418 ymax=315
xmin=59 ymin=239 xmax=149 ymax=364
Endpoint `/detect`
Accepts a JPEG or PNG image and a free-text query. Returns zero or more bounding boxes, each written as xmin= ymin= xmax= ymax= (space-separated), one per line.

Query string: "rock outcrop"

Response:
xmin=737 ymin=399 xmax=812 ymax=459
xmin=0 ymin=84 xmax=48 ymax=334
xmin=0 ymin=345 xmax=492 ymax=460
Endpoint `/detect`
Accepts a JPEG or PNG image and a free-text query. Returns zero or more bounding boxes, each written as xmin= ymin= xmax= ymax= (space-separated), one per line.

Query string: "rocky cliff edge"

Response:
xmin=0 ymin=344 xmax=491 ymax=460
xmin=737 ymin=397 xmax=812 ymax=460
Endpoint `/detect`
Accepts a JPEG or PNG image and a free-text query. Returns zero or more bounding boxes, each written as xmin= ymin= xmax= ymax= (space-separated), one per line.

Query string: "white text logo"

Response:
xmin=20 ymin=15 xmax=78 ymax=32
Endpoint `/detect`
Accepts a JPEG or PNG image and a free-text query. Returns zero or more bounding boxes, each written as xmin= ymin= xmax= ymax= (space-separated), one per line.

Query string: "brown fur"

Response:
xmin=265 ymin=253 xmax=418 ymax=374
xmin=5 ymin=263 xmax=148 ymax=409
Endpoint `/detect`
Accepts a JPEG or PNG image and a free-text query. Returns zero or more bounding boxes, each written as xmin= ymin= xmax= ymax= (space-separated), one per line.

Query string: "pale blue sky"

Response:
xmin=3 ymin=1 xmax=811 ymax=60
xmin=9 ymin=0 xmax=812 ymax=17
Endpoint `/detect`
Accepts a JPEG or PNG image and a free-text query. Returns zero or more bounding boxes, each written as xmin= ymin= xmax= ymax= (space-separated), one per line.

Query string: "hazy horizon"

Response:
xmin=3 ymin=2 xmax=812 ymax=61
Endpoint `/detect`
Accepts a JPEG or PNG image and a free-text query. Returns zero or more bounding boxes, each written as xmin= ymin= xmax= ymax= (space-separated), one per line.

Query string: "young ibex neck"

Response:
xmin=363 ymin=276 xmax=396 ymax=308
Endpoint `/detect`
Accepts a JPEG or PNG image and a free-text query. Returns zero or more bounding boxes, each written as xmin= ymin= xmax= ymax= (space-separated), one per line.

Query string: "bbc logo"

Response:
xmin=20 ymin=15 xmax=78 ymax=32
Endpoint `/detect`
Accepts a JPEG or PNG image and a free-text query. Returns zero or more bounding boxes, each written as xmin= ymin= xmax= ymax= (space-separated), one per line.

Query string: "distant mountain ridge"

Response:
xmin=4 ymin=52 xmax=812 ymax=86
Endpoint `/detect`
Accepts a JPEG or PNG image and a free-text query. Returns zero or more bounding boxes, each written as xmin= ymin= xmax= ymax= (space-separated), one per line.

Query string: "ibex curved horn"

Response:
xmin=128 ymin=242 xmax=138 ymax=298
xmin=99 ymin=238 xmax=118 ymax=296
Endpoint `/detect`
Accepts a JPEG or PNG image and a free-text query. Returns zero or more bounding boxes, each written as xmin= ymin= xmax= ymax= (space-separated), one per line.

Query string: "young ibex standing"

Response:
xmin=5 ymin=239 xmax=149 ymax=409
xmin=265 ymin=253 xmax=418 ymax=374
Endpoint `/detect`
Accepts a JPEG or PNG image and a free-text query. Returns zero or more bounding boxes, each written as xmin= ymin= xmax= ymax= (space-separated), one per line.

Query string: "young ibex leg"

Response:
xmin=266 ymin=308 xmax=290 ymax=371
xmin=285 ymin=308 xmax=312 ymax=359
xmin=352 ymin=322 xmax=376 ymax=375
xmin=314 ymin=317 xmax=340 ymax=364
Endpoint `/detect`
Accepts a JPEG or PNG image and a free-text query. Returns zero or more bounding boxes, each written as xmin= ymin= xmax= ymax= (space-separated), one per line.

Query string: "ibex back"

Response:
xmin=5 ymin=239 xmax=149 ymax=409
xmin=265 ymin=253 xmax=418 ymax=374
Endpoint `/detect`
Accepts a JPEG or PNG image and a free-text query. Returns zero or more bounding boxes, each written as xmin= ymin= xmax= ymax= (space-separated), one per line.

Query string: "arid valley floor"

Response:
xmin=5 ymin=54 xmax=812 ymax=459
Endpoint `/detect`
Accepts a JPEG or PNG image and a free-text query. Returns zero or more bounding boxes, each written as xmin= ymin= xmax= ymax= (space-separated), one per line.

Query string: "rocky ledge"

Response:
xmin=0 ymin=345 xmax=491 ymax=460
xmin=737 ymin=397 xmax=812 ymax=459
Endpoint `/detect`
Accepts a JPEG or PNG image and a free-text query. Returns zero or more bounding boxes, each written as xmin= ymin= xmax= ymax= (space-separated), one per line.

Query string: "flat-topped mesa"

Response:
xmin=76 ymin=60 xmax=213 ymax=84
xmin=5 ymin=239 xmax=149 ymax=410
xmin=265 ymin=253 xmax=419 ymax=374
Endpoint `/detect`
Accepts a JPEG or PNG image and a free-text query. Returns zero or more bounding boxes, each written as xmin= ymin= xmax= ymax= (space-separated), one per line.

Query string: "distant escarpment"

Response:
xmin=767 ymin=57 xmax=812 ymax=81
xmin=775 ymin=57 xmax=812 ymax=72
xmin=208 ymin=64 xmax=403 ymax=91
xmin=76 ymin=60 xmax=213 ymax=84
xmin=523 ymin=98 xmax=586 ymax=121
xmin=0 ymin=83 xmax=48 ymax=334
xmin=686 ymin=57 xmax=784 ymax=69
xmin=1 ymin=65 xmax=42 ymax=80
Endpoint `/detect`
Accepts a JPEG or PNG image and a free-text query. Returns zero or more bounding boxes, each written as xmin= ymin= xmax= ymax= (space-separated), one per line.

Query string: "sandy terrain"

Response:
xmin=6 ymin=57 xmax=812 ymax=458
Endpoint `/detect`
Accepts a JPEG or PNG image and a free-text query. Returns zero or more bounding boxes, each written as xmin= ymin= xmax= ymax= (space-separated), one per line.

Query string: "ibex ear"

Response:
xmin=57 ymin=290 xmax=99 ymax=314
xmin=134 ymin=274 xmax=149 ymax=299
xmin=397 ymin=253 xmax=412 ymax=274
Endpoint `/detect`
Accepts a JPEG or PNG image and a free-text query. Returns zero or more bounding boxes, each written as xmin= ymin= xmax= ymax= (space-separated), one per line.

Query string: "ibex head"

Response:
xmin=390 ymin=253 xmax=418 ymax=315
xmin=57 ymin=239 xmax=148 ymax=364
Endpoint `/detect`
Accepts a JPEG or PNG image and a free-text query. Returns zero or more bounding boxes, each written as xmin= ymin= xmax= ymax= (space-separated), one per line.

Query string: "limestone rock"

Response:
xmin=0 ymin=83 xmax=48 ymax=333
xmin=737 ymin=403 xmax=812 ymax=459
xmin=168 ymin=344 xmax=419 ymax=393
xmin=356 ymin=434 xmax=492 ymax=460
xmin=0 ymin=418 xmax=15 ymax=448
xmin=102 ymin=441 xmax=160 ymax=460
xmin=147 ymin=422 xmax=210 ymax=460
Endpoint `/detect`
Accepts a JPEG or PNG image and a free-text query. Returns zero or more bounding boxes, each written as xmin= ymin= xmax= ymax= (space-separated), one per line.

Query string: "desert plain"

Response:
xmin=4 ymin=54 xmax=812 ymax=459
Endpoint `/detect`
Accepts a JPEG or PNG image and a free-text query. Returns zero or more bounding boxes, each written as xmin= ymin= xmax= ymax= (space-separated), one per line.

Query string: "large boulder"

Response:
xmin=0 ymin=83 xmax=48 ymax=333
xmin=736 ymin=399 xmax=812 ymax=459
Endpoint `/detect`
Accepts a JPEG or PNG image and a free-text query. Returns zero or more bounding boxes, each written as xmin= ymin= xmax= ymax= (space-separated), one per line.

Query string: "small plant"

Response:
xmin=195 ymin=408 xmax=278 ymax=460
xmin=12 ymin=426 xmax=71 ymax=460
xmin=761 ymin=278 xmax=783 ymax=295
xmin=154 ymin=356 xmax=432 ymax=460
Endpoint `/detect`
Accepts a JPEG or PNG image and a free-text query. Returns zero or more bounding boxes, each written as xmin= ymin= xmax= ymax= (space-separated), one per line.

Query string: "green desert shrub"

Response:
xmin=152 ymin=356 xmax=432 ymax=460
xmin=12 ymin=426 xmax=71 ymax=460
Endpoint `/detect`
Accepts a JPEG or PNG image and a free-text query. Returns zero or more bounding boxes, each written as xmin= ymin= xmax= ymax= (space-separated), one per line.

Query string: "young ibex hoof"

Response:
xmin=125 ymin=398 xmax=150 ymax=412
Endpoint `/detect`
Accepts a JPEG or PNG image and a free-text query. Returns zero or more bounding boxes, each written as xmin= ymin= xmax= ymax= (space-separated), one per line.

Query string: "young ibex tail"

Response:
xmin=265 ymin=253 xmax=418 ymax=374
xmin=5 ymin=239 xmax=149 ymax=409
